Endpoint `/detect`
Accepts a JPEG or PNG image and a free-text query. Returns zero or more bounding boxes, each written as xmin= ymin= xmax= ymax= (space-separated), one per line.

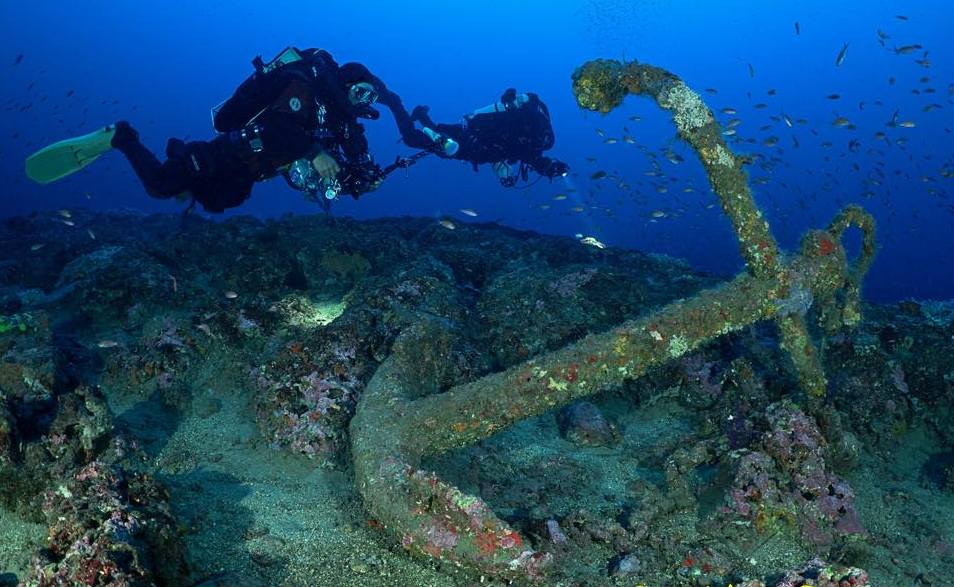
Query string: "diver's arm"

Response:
xmin=525 ymin=153 xmax=553 ymax=175
xmin=525 ymin=153 xmax=569 ymax=178
xmin=376 ymin=89 xmax=435 ymax=150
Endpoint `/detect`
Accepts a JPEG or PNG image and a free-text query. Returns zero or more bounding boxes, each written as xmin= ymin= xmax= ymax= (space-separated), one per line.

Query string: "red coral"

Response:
xmin=817 ymin=235 xmax=837 ymax=256
xmin=566 ymin=363 xmax=579 ymax=383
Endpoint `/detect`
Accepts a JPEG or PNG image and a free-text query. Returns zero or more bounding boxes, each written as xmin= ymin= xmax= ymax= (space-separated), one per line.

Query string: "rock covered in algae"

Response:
xmin=557 ymin=400 xmax=620 ymax=447
xmin=1 ymin=211 xmax=952 ymax=585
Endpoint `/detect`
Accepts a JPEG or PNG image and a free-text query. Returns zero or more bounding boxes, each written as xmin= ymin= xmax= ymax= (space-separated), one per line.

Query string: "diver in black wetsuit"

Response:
xmin=378 ymin=88 xmax=569 ymax=187
xmin=109 ymin=47 xmax=387 ymax=212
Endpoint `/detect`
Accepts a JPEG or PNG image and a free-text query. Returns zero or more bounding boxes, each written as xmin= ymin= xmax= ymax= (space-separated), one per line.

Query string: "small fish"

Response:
xmin=899 ymin=120 xmax=916 ymax=128
xmin=438 ymin=219 xmax=456 ymax=230
xmin=832 ymin=117 xmax=851 ymax=127
xmin=579 ymin=236 xmax=606 ymax=249
xmin=30 ymin=243 xmax=45 ymax=251
xmin=96 ymin=340 xmax=119 ymax=349
xmin=894 ymin=44 xmax=922 ymax=55
xmin=622 ymin=135 xmax=636 ymax=144
xmin=705 ymin=88 xmax=719 ymax=95
xmin=754 ymin=103 xmax=768 ymax=110
xmin=57 ymin=209 xmax=71 ymax=218
xmin=628 ymin=115 xmax=642 ymax=122
xmin=87 ymin=228 xmax=96 ymax=240
xmin=720 ymin=107 xmax=737 ymax=115
xmin=835 ymin=42 xmax=849 ymax=67
xmin=747 ymin=63 xmax=756 ymax=78
xmin=603 ymin=138 xmax=618 ymax=144
xmin=650 ymin=210 xmax=667 ymax=218
xmin=13 ymin=53 xmax=23 ymax=65
xmin=895 ymin=14 xmax=909 ymax=21
xmin=763 ymin=137 xmax=779 ymax=148
xmin=590 ymin=171 xmax=608 ymax=180
xmin=794 ymin=21 xmax=800 ymax=36
xmin=553 ymin=194 xmax=568 ymax=201
xmin=826 ymin=94 xmax=841 ymax=100
xmin=782 ymin=113 xmax=793 ymax=128
xmin=459 ymin=208 xmax=478 ymax=217
xmin=224 ymin=290 xmax=239 ymax=299
xmin=665 ymin=151 xmax=685 ymax=164
xmin=595 ymin=128 xmax=605 ymax=137
xmin=60 ymin=219 xmax=75 ymax=227
xmin=571 ymin=206 xmax=585 ymax=213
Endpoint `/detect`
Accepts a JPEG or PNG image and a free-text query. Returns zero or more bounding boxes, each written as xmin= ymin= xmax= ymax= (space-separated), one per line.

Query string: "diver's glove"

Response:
xmin=545 ymin=160 xmax=570 ymax=178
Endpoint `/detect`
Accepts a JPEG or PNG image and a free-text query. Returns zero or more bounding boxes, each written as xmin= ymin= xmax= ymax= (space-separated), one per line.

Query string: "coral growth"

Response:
xmin=724 ymin=403 xmax=865 ymax=547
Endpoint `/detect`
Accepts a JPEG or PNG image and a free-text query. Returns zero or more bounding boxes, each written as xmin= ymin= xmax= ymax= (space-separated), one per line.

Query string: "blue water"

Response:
xmin=1 ymin=0 xmax=951 ymax=302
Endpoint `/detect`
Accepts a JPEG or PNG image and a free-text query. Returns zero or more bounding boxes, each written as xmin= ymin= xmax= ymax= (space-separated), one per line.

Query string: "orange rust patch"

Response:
xmin=817 ymin=235 xmax=837 ymax=256
xmin=475 ymin=530 xmax=498 ymax=555
xmin=499 ymin=530 xmax=522 ymax=549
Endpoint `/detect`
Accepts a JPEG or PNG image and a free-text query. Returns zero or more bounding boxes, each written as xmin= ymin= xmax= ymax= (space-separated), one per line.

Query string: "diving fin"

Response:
xmin=25 ymin=125 xmax=117 ymax=184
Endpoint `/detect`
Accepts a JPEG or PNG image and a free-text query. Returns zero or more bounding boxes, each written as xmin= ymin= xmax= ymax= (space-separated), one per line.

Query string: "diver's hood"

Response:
xmin=339 ymin=62 xmax=383 ymax=119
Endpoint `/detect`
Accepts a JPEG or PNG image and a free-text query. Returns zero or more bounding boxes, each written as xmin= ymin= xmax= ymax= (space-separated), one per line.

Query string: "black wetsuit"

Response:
xmin=379 ymin=89 xmax=565 ymax=184
xmin=112 ymin=49 xmax=378 ymax=212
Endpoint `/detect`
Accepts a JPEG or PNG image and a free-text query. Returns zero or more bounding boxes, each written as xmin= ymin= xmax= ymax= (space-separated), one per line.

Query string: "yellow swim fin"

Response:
xmin=25 ymin=125 xmax=117 ymax=184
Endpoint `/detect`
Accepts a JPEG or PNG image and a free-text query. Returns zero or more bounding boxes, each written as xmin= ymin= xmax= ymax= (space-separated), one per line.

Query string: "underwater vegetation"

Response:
xmin=0 ymin=60 xmax=953 ymax=587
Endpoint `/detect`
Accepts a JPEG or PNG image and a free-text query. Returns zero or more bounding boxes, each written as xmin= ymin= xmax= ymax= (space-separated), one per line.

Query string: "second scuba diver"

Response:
xmin=27 ymin=47 xmax=388 ymax=212
xmin=378 ymin=88 xmax=569 ymax=187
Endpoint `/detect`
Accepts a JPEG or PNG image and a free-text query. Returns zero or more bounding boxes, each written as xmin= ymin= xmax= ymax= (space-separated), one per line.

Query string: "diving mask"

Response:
xmin=348 ymin=82 xmax=379 ymax=106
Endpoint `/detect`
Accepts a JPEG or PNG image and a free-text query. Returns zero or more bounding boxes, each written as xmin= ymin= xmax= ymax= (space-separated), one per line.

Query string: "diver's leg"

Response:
xmin=110 ymin=122 xmax=190 ymax=198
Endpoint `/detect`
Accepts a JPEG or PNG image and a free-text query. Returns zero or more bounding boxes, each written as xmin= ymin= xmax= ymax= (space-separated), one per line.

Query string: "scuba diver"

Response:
xmin=378 ymin=88 xmax=569 ymax=187
xmin=25 ymin=47 xmax=387 ymax=212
